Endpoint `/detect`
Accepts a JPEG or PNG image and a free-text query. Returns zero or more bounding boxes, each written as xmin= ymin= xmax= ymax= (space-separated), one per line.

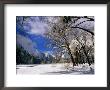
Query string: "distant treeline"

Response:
xmin=16 ymin=45 xmax=54 ymax=64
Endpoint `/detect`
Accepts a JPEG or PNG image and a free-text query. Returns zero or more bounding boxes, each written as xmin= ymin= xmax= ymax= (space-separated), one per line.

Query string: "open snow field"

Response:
xmin=16 ymin=63 xmax=94 ymax=75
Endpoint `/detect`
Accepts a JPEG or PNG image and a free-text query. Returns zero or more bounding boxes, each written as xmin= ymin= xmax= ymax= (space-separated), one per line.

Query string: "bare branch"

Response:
xmin=71 ymin=26 xmax=94 ymax=35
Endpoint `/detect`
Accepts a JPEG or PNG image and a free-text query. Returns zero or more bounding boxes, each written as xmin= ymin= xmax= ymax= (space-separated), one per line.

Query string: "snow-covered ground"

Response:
xmin=16 ymin=63 xmax=94 ymax=75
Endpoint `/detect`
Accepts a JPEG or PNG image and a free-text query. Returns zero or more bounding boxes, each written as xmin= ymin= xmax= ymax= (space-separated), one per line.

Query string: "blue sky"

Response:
xmin=16 ymin=16 xmax=53 ymax=53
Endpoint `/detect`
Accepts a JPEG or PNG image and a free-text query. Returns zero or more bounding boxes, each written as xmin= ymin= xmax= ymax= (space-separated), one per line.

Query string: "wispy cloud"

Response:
xmin=23 ymin=17 xmax=48 ymax=35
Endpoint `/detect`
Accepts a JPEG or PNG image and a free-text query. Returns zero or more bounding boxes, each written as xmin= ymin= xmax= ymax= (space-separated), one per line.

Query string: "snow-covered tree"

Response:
xmin=44 ymin=16 xmax=94 ymax=67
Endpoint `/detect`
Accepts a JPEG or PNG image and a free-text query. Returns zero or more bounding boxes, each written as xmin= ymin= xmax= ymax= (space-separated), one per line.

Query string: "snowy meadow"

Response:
xmin=17 ymin=63 xmax=94 ymax=75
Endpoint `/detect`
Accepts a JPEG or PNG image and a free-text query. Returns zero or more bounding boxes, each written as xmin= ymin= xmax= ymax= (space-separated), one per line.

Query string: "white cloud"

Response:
xmin=23 ymin=17 xmax=48 ymax=35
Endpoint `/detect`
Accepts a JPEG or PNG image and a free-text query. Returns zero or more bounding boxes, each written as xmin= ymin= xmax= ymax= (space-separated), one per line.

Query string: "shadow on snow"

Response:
xmin=44 ymin=67 xmax=94 ymax=75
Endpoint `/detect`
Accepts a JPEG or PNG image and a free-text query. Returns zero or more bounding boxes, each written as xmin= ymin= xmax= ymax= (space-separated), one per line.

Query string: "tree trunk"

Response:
xmin=82 ymin=46 xmax=91 ymax=66
xmin=63 ymin=36 xmax=76 ymax=67
xmin=66 ymin=44 xmax=76 ymax=67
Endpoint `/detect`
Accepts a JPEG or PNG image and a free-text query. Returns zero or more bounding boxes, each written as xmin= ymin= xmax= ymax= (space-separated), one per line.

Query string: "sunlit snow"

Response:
xmin=16 ymin=63 xmax=94 ymax=75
